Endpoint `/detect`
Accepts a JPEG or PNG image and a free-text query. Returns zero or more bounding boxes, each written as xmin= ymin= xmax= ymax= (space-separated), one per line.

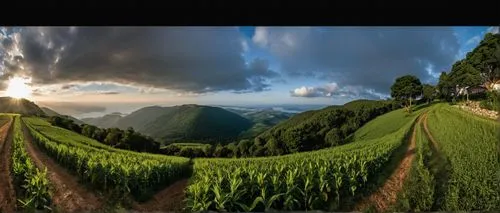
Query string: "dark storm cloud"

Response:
xmin=0 ymin=27 xmax=279 ymax=93
xmin=254 ymin=27 xmax=460 ymax=95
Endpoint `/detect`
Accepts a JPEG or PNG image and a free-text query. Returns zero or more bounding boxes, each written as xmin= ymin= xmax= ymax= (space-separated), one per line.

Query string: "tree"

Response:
xmin=449 ymin=61 xmax=482 ymax=101
xmin=465 ymin=33 xmax=500 ymax=90
xmin=422 ymin=84 xmax=436 ymax=104
xmin=390 ymin=75 xmax=423 ymax=112
xmin=437 ymin=72 xmax=453 ymax=100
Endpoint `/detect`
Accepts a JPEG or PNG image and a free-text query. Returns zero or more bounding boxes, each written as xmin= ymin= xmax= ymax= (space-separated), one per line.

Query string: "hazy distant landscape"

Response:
xmin=0 ymin=26 xmax=499 ymax=213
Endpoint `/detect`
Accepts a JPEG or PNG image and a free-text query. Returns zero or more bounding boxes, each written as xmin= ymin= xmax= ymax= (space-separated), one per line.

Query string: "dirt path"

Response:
xmin=131 ymin=179 xmax=189 ymax=212
xmin=21 ymin=120 xmax=104 ymax=212
xmin=0 ymin=118 xmax=16 ymax=212
xmin=422 ymin=113 xmax=439 ymax=149
xmin=353 ymin=114 xmax=425 ymax=213
xmin=421 ymin=112 xmax=451 ymax=210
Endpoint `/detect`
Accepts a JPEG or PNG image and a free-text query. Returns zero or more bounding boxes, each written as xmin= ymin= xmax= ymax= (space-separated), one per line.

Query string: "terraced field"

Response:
xmin=0 ymin=103 xmax=497 ymax=212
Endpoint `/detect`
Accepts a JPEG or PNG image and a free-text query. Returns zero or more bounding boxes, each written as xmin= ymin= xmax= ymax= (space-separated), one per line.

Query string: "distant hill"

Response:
xmin=0 ymin=97 xmax=46 ymax=116
xmin=82 ymin=104 xmax=253 ymax=144
xmin=255 ymin=99 xmax=394 ymax=153
xmin=230 ymin=109 xmax=296 ymax=138
xmin=41 ymin=107 xmax=84 ymax=125
xmin=81 ymin=113 xmax=123 ymax=128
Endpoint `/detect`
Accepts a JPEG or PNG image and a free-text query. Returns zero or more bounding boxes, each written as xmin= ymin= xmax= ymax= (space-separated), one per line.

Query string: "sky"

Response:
xmin=0 ymin=26 xmax=498 ymax=117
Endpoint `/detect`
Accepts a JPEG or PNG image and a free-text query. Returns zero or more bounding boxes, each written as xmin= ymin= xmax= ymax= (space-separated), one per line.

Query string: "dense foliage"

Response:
xmin=252 ymin=100 xmax=395 ymax=156
xmin=23 ymin=117 xmax=191 ymax=201
xmin=9 ymin=115 xmax=51 ymax=211
xmin=185 ymin=107 xmax=424 ymax=212
xmin=49 ymin=116 xmax=161 ymax=153
xmin=437 ymin=32 xmax=500 ymax=101
xmin=390 ymin=75 xmax=423 ymax=110
xmin=427 ymin=104 xmax=499 ymax=210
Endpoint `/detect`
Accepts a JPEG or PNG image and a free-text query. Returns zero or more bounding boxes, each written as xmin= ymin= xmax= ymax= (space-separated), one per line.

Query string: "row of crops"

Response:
xmin=24 ymin=118 xmax=170 ymax=159
xmin=22 ymin=117 xmax=191 ymax=201
xmin=426 ymin=104 xmax=500 ymax=210
xmin=10 ymin=115 xmax=52 ymax=210
xmin=185 ymin=107 xmax=425 ymax=212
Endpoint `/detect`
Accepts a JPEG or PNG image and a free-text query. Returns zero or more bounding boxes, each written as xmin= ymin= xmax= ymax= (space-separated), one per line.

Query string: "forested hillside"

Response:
xmin=254 ymin=100 xmax=395 ymax=155
xmin=82 ymin=105 xmax=253 ymax=144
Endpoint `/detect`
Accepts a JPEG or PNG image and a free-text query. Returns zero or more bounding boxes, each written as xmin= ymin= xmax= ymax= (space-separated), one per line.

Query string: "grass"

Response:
xmin=352 ymin=104 xmax=428 ymax=141
xmin=426 ymin=103 xmax=499 ymax=211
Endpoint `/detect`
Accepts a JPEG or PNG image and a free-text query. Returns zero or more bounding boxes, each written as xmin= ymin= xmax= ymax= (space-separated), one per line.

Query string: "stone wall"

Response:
xmin=454 ymin=101 xmax=499 ymax=120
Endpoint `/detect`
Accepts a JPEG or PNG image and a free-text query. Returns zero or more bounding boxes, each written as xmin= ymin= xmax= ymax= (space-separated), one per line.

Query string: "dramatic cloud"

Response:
xmin=291 ymin=83 xmax=339 ymax=97
xmin=0 ymin=27 xmax=279 ymax=93
xmin=291 ymin=82 xmax=388 ymax=100
xmin=254 ymin=27 xmax=460 ymax=95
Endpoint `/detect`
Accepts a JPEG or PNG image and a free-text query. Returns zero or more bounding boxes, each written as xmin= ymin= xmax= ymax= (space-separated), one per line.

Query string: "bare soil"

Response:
xmin=21 ymin=120 xmax=104 ymax=213
xmin=353 ymin=114 xmax=425 ymax=213
xmin=0 ymin=118 xmax=16 ymax=212
xmin=131 ymin=179 xmax=189 ymax=212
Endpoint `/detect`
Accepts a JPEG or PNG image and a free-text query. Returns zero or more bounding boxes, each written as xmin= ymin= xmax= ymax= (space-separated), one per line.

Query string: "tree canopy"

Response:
xmin=422 ymin=84 xmax=436 ymax=103
xmin=390 ymin=75 xmax=423 ymax=107
xmin=439 ymin=32 xmax=500 ymax=95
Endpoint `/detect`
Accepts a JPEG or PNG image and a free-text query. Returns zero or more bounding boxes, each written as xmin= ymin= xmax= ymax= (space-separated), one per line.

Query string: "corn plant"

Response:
xmin=10 ymin=115 xmax=52 ymax=211
xmin=22 ymin=116 xmax=191 ymax=201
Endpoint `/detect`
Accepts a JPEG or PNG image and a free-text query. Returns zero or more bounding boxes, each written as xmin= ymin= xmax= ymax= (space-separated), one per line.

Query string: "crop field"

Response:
xmin=426 ymin=104 xmax=500 ymax=211
xmin=11 ymin=115 xmax=51 ymax=210
xmin=1 ymin=103 xmax=498 ymax=212
xmin=22 ymin=117 xmax=191 ymax=201
xmin=185 ymin=107 xmax=425 ymax=212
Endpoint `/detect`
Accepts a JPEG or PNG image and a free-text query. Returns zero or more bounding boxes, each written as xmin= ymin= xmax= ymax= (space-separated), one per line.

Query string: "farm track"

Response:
xmin=0 ymin=118 xmax=16 ymax=212
xmin=21 ymin=120 xmax=105 ymax=213
xmin=354 ymin=113 xmax=424 ymax=213
xmin=422 ymin=112 xmax=451 ymax=210
xmin=131 ymin=178 xmax=189 ymax=212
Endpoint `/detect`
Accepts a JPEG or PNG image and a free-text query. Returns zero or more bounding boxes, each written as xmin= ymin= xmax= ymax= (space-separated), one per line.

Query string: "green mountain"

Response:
xmin=82 ymin=104 xmax=253 ymax=144
xmin=41 ymin=107 xmax=84 ymax=125
xmin=233 ymin=109 xmax=296 ymax=138
xmin=0 ymin=97 xmax=46 ymax=116
xmin=254 ymin=99 xmax=394 ymax=153
xmin=81 ymin=113 xmax=123 ymax=128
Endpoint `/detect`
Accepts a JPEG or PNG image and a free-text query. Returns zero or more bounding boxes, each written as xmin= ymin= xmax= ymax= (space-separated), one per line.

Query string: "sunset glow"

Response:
xmin=5 ymin=76 xmax=32 ymax=99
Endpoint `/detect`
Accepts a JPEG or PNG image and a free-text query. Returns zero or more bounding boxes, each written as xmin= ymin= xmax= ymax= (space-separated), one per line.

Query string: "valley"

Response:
xmin=0 ymin=26 xmax=499 ymax=213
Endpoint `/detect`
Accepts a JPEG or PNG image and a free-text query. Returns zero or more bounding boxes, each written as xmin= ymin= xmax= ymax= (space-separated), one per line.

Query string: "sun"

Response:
xmin=5 ymin=76 xmax=32 ymax=99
